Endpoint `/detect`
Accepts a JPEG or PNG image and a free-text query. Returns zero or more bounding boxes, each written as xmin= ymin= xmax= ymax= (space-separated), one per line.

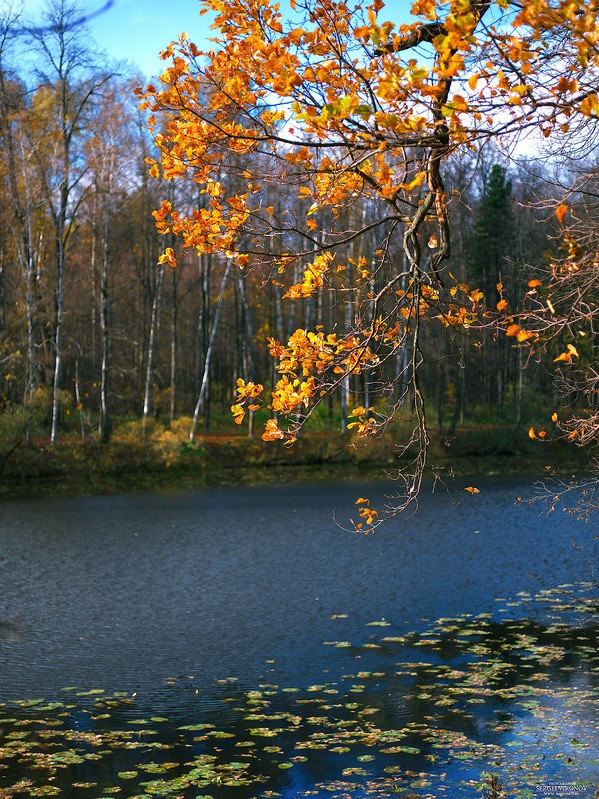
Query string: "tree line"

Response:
xmin=0 ymin=0 xmax=596 ymax=509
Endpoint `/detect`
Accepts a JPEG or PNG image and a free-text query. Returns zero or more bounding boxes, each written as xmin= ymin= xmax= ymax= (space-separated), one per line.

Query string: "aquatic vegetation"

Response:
xmin=0 ymin=584 xmax=596 ymax=798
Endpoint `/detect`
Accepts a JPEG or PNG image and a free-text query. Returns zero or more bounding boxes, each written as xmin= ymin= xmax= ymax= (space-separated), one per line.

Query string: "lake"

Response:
xmin=0 ymin=476 xmax=597 ymax=798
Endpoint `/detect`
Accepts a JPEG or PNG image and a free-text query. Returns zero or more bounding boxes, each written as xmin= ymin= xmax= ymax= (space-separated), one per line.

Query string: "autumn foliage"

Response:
xmin=141 ymin=0 xmax=599 ymax=528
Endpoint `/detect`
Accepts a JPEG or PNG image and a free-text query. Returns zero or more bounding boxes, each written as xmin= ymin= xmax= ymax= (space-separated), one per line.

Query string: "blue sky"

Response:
xmin=23 ymin=0 xmax=215 ymax=78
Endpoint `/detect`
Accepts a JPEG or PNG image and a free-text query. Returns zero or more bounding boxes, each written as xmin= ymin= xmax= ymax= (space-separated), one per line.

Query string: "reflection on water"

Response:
xmin=0 ymin=601 xmax=597 ymax=798
xmin=0 ymin=477 xmax=595 ymax=700
xmin=0 ymin=477 xmax=597 ymax=797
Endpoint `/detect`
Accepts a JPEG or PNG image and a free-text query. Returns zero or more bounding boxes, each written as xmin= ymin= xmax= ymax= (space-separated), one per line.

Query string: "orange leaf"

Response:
xmin=528 ymin=279 xmax=542 ymax=288
xmin=464 ymin=486 xmax=480 ymax=494
xmin=231 ymin=404 xmax=246 ymax=424
xmin=158 ymin=247 xmax=177 ymax=268
xmin=516 ymin=329 xmax=536 ymax=342
xmin=262 ymin=418 xmax=285 ymax=441
xmin=553 ymin=351 xmax=572 ymax=363
xmin=551 ymin=412 xmax=558 ymax=422
xmin=506 ymin=324 xmax=520 ymax=337
xmin=555 ymin=204 xmax=568 ymax=223
xmin=528 ymin=426 xmax=537 ymax=439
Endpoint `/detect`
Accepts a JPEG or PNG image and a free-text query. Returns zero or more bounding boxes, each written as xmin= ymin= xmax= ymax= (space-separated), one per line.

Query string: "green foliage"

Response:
xmin=0 ymin=405 xmax=28 ymax=473
xmin=469 ymin=163 xmax=514 ymax=297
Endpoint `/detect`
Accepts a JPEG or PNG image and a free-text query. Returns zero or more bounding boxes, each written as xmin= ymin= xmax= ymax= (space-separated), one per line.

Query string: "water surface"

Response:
xmin=0 ymin=476 xmax=594 ymax=701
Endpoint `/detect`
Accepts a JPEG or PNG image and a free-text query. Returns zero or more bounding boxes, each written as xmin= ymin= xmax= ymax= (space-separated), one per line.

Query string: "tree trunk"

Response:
xmin=142 ymin=261 xmax=164 ymax=427
xmin=99 ymin=205 xmax=110 ymax=443
xmin=190 ymin=260 xmax=232 ymax=441
xmin=169 ymin=256 xmax=177 ymax=424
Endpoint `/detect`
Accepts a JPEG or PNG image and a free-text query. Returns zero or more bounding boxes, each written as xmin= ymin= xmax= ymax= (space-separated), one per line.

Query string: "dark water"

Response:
xmin=0 ymin=476 xmax=594 ymax=701
xmin=0 ymin=477 xmax=597 ymax=799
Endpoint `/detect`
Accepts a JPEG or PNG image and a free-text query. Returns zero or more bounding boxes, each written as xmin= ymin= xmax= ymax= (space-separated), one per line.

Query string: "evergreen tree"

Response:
xmin=469 ymin=164 xmax=514 ymax=303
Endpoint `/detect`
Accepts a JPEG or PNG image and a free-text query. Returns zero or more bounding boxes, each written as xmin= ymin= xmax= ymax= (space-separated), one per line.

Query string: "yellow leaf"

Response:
xmin=528 ymin=427 xmax=537 ymax=439
xmin=262 ymin=418 xmax=285 ymax=441
xmin=553 ymin=351 xmax=572 ymax=363
xmin=231 ymin=404 xmax=246 ymax=424
xmin=157 ymin=247 xmax=177 ymax=268
xmin=400 ymin=170 xmax=426 ymax=192
xmin=551 ymin=412 xmax=558 ymax=422
xmin=516 ymin=329 xmax=536 ymax=342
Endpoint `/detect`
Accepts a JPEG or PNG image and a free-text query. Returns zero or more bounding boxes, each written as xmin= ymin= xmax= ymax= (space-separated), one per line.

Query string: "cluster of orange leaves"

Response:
xmin=354 ymin=496 xmax=378 ymax=531
xmin=232 ymin=329 xmax=380 ymax=444
xmin=139 ymin=0 xmax=599 ymax=276
xmin=230 ymin=378 xmax=263 ymax=426
xmin=139 ymin=0 xmax=599 ymax=529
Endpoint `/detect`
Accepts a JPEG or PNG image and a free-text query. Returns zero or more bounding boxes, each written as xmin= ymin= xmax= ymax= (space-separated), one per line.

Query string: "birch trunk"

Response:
xmin=189 ymin=260 xmax=232 ymax=442
xmin=99 ymin=205 xmax=110 ymax=443
xmin=142 ymin=261 xmax=164 ymax=428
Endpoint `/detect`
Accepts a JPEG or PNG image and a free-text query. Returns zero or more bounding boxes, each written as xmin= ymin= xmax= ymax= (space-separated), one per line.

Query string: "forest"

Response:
xmin=0 ymin=0 xmax=597 ymax=515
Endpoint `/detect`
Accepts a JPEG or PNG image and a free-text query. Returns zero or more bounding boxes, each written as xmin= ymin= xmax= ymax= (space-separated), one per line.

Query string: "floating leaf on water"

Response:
xmin=178 ymin=724 xmax=215 ymax=731
xmin=277 ymin=762 xmax=294 ymax=769
xmin=249 ymin=728 xmax=278 ymax=737
xmin=118 ymin=771 xmax=139 ymax=779
xmin=142 ymin=762 xmax=179 ymax=773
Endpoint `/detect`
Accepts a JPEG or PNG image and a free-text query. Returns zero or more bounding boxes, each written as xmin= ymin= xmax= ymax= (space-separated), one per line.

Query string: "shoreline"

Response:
xmin=0 ymin=424 xmax=591 ymax=500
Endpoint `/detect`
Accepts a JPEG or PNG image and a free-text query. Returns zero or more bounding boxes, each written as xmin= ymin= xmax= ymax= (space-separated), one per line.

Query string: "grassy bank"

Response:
xmin=0 ymin=413 xmax=591 ymax=498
